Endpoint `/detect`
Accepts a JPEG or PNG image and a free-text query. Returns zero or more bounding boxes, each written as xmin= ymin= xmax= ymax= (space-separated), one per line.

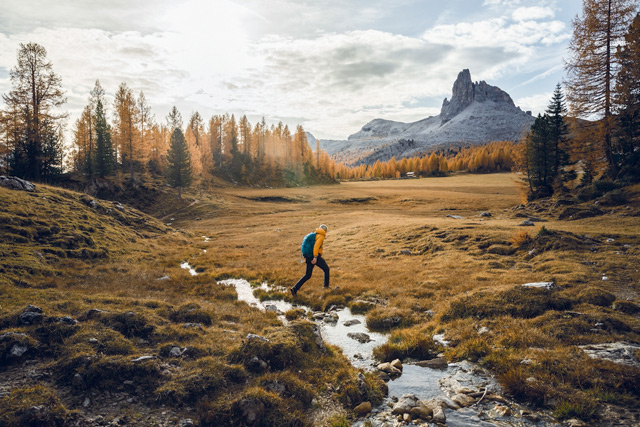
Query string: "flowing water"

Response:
xmin=216 ymin=277 xmax=559 ymax=427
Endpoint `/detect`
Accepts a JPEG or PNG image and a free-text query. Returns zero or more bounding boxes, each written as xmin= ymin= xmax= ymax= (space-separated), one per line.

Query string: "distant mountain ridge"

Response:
xmin=319 ymin=69 xmax=535 ymax=166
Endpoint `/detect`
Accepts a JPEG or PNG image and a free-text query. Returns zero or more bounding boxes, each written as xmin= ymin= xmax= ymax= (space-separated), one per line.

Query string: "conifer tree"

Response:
xmin=613 ymin=13 xmax=640 ymax=179
xmin=2 ymin=42 xmax=67 ymax=181
xmin=166 ymin=127 xmax=191 ymax=199
xmin=546 ymin=83 xmax=571 ymax=181
xmin=565 ymin=0 xmax=637 ymax=176
xmin=93 ymin=99 xmax=114 ymax=177
xmin=522 ymin=114 xmax=556 ymax=198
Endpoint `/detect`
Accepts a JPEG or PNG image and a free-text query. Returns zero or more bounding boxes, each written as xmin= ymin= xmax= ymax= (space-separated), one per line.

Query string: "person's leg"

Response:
xmin=292 ymin=257 xmax=315 ymax=293
xmin=316 ymin=256 xmax=330 ymax=288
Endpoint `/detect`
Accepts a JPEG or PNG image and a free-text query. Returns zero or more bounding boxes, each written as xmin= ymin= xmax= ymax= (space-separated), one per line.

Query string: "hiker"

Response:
xmin=290 ymin=224 xmax=330 ymax=296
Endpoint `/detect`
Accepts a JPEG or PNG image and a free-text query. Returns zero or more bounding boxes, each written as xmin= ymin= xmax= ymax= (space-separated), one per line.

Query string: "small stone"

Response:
xmin=82 ymin=397 xmax=91 ymax=408
xmin=519 ymin=220 xmax=535 ymax=226
xmin=10 ymin=344 xmax=28 ymax=357
xmin=521 ymin=281 xmax=556 ymax=290
xmin=391 ymin=394 xmax=418 ymax=415
xmin=400 ymin=249 xmax=413 ymax=255
xmin=245 ymin=333 xmax=270 ymax=342
xmin=480 ymin=212 xmax=492 ymax=217
xmin=490 ymin=404 xmax=512 ymax=418
xmin=343 ymin=319 xmax=361 ymax=327
xmin=409 ymin=402 xmax=435 ymax=419
xmin=414 ymin=357 xmax=448 ymax=369
xmin=347 ymin=332 xmax=372 ymax=343
xmin=353 ymin=401 xmax=372 ymax=415
xmin=437 ymin=396 xmax=460 ymax=409
xmin=89 ymin=338 xmax=99 ymax=344
xmin=377 ymin=362 xmax=402 ymax=376
xmin=132 ymin=355 xmax=155 ymax=363
xmin=169 ymin=347 xmax=182 ymax=357
xmin=452 ymin=393 xmax=475 ymax=407
xmin=403 ymin=413 xmax=412 ymax=422
xmin=565 ymin=418 xmax=589 ymax=427
xmin=432 ymin=406 xmax=446 ymax=423
xmin=179 ymin=419 xmax=195 ymax=427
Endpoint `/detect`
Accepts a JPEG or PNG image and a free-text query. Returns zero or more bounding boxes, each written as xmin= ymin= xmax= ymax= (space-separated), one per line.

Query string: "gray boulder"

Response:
xmin=0 ymin=176 xmax=35 ymax=191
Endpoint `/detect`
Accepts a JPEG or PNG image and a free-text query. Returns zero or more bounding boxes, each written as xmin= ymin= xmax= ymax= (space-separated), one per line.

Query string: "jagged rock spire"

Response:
xmin=440 ymin=69 xmax=515 ymax=122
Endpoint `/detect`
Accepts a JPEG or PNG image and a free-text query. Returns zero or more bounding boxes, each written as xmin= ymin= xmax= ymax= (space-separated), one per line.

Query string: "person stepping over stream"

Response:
xmin=291 ymin=224 xmax=330 ymax=296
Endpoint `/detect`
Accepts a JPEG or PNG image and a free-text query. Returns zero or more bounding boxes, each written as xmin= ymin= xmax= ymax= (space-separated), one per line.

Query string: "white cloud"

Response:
xmin=516 ymin=92 xmax=553 ymax=115
xmin=0 ymin=0 xmax=578 ymax=140
xmin=512 ymin=6 xmax=555 ymax=21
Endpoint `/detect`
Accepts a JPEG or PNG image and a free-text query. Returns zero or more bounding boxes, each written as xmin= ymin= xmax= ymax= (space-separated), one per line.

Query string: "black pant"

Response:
xmin=293 ymin=255 xmax=330 ymax=290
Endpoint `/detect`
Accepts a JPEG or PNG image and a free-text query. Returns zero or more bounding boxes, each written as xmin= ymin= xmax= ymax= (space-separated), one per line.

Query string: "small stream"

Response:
xmin=214 ymin=277 xmax=559 ymax=426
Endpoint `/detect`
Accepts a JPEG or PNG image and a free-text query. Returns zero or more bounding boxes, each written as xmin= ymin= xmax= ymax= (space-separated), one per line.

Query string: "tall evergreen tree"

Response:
xmin=565 ymin=0 xmax=637 ymax=176
xmin=613 ymin=13 xmax=640 ymax=179
xmin=94 ymin=99 xmax=114 ymax=178
xmin=522 ymin=114 xmax=556 ymax=199
xmin=1 ymin=42 xmax=67 ymax=181
xmin=166 ymin=127 xmax=191 ymax=199
xmin=545 ymin=83 xmax=571 ymax=181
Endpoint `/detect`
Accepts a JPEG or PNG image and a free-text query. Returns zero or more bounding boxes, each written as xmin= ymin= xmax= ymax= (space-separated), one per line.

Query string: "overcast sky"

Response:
xmin=0 ymin=0 xmax=583 ymax=140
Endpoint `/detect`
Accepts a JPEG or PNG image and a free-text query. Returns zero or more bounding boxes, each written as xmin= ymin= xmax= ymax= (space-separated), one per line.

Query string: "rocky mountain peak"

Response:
xmin=440 ymin=69 xmax=515 ymax=123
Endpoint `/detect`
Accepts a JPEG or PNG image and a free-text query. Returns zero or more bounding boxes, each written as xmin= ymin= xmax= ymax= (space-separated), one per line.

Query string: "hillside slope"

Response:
xmin=0 ymin=181 xmax=380 ymax=426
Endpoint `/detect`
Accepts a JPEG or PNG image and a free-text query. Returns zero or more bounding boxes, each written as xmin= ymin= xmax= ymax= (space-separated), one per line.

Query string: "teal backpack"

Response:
xmin=301 ymin=232 xmax=316 ymax=257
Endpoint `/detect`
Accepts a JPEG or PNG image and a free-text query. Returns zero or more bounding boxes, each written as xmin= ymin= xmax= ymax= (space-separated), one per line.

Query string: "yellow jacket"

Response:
xmin=313 ymin=227 xmax=326 ymax=257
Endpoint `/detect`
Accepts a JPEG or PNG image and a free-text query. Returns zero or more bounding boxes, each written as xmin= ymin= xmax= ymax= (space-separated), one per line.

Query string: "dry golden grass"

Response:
xmin=176 ymin=172 xmax=640 ymax=420
xmin=2 ymin=173 xmax=639 ymax=423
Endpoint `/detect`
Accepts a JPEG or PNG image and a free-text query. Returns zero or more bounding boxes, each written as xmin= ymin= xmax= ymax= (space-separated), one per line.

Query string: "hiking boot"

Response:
xmin=323 ymin=285 xmax=330 ymax=289
xmin=290 ymin=287 xmax=297 ymax=297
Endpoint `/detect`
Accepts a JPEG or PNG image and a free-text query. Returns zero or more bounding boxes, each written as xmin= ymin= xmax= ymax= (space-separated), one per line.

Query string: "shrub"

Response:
xmin=372 ymin=329 xmax=438 ymax=361
xmin=0 ymin=385 xmax=74 ymax=426
xmin=169 ymin=303 xmax=214 ymax=326
xmin=498 ymin=367 xmax=549 ymax=407
xmin=156 ymin=357 xmax=246 ymax=404
xmin=553 ymin=397 xmax=598 ymax=421
xmin=99 ymin=311 xmax=155 ymax=338
xmin=441 ymin=287 xmax=574 ymax=321
xmin=578 ymin=287 xmax=616 ymax=307
xmin=598 ymin=188 xmax=628 ymax=206
xmin=198 ymin=386 xmax=305 ymax=427
xmin=349 ymin=300 xmax=375 ymax=314
xmin=613 ymin=300 xmax=640 ymax=315
xmin=366 ymin=307 xmax=418 ymax=331
xmin=511 ymin=230 xmax=532 ymax=248
xmin=284 ymin=308 xmax=306 ymax=321
xmin=258 ymin=372 xmax=314 ymax=408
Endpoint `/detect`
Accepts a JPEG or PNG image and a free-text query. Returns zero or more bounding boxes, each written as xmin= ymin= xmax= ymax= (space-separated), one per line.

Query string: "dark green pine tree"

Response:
xmin=93 ymin=99 xmax=114 ymax=177
xmin=524 ymin=114 xmax=555 ymax=199
xmin=545 ymin=83 xmax=571 ymax=182
xmin=166 ymin=127 xmax=191 ymax=199
xmin=614 ymin=13 xmax=640 ymax=180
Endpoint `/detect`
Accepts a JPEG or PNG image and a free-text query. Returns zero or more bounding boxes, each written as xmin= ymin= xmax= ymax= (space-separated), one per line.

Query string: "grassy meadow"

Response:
xmin=1 ymin=172 xmax=640 ymax=425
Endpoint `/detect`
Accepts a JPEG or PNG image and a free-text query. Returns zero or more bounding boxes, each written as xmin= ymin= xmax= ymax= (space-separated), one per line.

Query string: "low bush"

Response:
xmin=441 ymin=286 xmax=574 ymax=321
xmin=258 ymin=372 xmax=315 ymax=408
xmin=578 ymin=287 xmax=616 ymax=307
xmin=0 ymin=385 xmax=74 ymax=426
xmin=156 ymin=357 xmax=246 ymax=404
xmin=372 ymin=328 xmax=438 ymax=361
xmin=168 ymin=302 xmax=214 ymax=326
xmin=366 ymin=307 xmax=419 ymax=331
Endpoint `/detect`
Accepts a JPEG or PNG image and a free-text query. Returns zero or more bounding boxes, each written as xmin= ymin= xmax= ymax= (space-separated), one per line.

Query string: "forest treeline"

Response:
xmin=1 ymin=1 xmax=639 ymax=199
xmin=0 ymin=43 xmax=519 ymax=193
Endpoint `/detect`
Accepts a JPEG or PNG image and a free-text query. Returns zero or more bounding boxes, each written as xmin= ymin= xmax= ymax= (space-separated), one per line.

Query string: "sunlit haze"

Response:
xmin=0 ymin=0 xmax=583 ymax=140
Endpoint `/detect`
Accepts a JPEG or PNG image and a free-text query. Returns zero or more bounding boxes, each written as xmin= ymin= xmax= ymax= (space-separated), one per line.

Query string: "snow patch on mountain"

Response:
xmin=319 ymin=69 xmax=535 ymax=166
